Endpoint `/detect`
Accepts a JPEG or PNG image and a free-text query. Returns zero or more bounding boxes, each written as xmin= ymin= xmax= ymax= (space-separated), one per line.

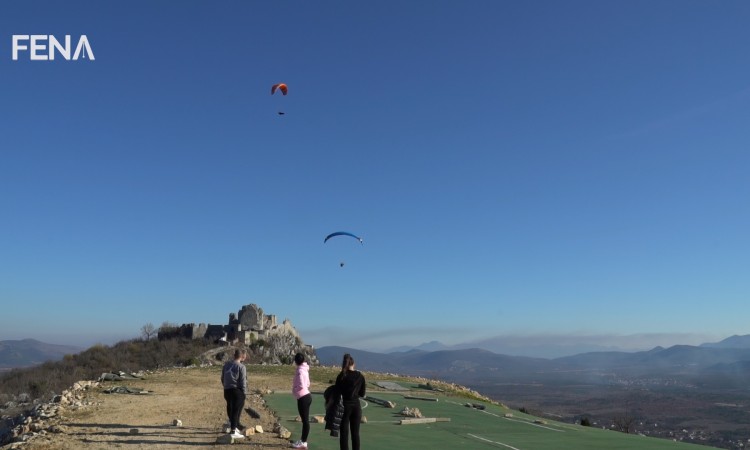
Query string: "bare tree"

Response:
xmin=141 ymin=323 xmax=157 ymax=340
xmin=612 ymin=409 xmax=638 ymax=434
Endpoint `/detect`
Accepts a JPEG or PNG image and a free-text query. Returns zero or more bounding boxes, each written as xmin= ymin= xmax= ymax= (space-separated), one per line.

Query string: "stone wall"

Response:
xmin=157 ymin=323 xmax=207 ymax=340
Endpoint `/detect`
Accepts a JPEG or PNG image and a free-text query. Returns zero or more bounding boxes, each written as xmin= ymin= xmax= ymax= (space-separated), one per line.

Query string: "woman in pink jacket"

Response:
xmin=291 ymin=352 xmax=311 ymax=449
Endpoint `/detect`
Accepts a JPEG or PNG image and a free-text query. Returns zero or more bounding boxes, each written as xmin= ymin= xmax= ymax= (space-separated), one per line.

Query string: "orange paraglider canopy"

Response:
xmin=271 ymin=83 xmax=288 ymax=95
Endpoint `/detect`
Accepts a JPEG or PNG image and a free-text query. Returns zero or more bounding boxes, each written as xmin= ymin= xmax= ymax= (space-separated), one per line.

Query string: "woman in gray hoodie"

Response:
xmin=221 ymin=348 xmax=247 ymax=438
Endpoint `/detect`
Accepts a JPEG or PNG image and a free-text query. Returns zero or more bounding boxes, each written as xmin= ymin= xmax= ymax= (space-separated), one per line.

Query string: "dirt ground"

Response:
xmin=22 ymin=366 xmax=307 ymax=450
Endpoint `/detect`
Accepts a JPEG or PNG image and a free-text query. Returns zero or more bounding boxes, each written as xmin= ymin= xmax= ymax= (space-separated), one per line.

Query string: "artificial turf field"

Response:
xmin=265 ymin=380 xmax=709 ymax=450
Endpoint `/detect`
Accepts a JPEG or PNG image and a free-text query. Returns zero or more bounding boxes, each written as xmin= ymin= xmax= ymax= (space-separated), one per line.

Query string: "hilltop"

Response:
xmin=4 ymin=362 xmax=713 ymax=450
xmin=4 ymin=323 xmax=749 ymax=448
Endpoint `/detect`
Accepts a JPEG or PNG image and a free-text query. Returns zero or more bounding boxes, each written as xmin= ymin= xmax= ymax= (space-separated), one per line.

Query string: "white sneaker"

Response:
xmin=231 ymin=429 xmax=245 ymax=439
xmin=291 ymin=440 xmax=308 ymax=449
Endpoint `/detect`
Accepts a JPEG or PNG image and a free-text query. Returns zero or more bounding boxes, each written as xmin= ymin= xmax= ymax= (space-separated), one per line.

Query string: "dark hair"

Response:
xmin=341 ymin=353 xmax=355 ymax=376
xmin=233 ymin=348 xmax=246 ymax=359
xmin=294 ymin=352 xmax=305 ymax=365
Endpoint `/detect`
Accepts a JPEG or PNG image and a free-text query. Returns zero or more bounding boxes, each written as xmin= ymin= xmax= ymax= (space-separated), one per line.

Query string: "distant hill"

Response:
xmin=384 ymin=340 xmax=452 ymax=353
xmin=316 ymin=345 xmax=549 ymax=379
xmin=700 ymin=334 xmax=750 ymax=349
xmin=0 ymin=339 xmax=82 ymax=369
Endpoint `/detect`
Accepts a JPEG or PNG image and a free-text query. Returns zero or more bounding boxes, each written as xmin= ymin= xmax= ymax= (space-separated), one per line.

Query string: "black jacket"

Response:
xmin=323 ymin=385 xmax=344 ymax=437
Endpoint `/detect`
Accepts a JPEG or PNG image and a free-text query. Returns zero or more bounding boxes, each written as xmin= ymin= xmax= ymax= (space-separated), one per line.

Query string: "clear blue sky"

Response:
xmin=2 ymin=1 xmax=749 ymax=352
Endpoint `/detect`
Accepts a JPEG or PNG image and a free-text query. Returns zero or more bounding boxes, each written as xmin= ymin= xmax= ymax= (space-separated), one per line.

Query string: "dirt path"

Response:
xmin=23 ymin=366 xmax=300 ymax=450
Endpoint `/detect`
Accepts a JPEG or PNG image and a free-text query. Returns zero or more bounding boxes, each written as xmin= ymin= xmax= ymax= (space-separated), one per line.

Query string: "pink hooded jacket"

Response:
xmin=292 ymin=362 xmax=310 ymax=399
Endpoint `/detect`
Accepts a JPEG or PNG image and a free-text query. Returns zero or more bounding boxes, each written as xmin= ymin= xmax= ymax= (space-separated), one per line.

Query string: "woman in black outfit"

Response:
xmin=335 ymin=353 xmax=366 ymax=450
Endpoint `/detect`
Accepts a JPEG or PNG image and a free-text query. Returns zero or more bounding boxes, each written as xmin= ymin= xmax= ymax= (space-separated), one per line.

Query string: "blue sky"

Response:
xmin=1 ymin=1 xmax=749 ymax=353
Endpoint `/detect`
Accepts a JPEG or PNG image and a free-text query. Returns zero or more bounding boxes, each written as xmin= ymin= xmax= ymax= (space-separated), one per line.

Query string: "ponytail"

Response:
xmin=340 ymin=353 xmax=354 ymax=377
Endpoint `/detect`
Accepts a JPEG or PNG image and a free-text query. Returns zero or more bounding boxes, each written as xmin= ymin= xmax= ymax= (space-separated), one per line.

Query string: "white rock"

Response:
xmin=216 ymin=434 xmax=238 ymax=444
xmin=277 ymin=426 xmax=291 ymax=439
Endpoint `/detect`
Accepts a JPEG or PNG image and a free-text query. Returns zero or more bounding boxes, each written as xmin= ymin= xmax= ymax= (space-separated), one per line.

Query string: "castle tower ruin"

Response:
xmin=238 ymin=304 xmax=265 ymax=331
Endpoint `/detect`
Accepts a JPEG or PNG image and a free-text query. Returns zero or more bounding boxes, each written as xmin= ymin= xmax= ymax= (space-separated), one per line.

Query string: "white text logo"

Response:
xmin=12 ymin=35 xmax=95 ymax=61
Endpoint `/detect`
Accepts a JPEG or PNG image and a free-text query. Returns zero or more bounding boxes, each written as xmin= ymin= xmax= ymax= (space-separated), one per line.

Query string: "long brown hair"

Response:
xmin=340 ymin=353 xmax=355 ymax=377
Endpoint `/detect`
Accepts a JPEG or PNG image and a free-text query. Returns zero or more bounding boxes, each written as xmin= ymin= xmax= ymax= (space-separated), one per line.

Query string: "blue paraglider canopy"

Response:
xmin=324 ymin=231 xmax=363 ymax=244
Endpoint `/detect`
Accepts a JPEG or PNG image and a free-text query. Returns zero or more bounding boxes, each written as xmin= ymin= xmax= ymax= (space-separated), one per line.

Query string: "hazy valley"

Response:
xmin=318 ymin=335 xmax=750 ymax=448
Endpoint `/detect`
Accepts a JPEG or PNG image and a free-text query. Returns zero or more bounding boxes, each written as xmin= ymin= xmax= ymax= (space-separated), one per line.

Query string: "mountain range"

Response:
xmin=317 ymin=334 xmax=750 ymax=386
xmin=382 ymin=339 xmax=628 ymax=358
xmin=381 ymin=335 xmax=745 ymax=358
xmin=5 ymin=333 xmax=749 ymax=376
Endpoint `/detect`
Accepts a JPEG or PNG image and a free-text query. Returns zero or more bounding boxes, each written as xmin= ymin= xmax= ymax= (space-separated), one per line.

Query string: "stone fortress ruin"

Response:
xmin=159 ymin=303 xmax=304 ymax=347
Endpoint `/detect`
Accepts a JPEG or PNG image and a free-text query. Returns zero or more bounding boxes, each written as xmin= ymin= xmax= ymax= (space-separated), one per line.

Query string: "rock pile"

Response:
xmin=399 ymin=406 xmax=423 ymax=418
xmin=0 ymin=380 xmax=99 ymax=447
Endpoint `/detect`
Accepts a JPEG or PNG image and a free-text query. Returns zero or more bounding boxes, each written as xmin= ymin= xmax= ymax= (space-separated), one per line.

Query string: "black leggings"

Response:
xmin=339 ymin=402 xmax=362 ymax=450
xmin=224 ymin=388 xmax=245 ymax=431
xmin=296 ymin=393 xmax=312 ymax=442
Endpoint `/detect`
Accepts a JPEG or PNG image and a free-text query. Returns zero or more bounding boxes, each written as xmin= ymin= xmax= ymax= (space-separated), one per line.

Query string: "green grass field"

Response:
xmin=265 ymin=378 xmax=711 ymax=450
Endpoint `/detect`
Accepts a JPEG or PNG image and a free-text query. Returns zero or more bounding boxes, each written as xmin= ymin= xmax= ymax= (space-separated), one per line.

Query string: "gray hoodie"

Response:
xmin=221 ymin=359 xmax=247 ymax=393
